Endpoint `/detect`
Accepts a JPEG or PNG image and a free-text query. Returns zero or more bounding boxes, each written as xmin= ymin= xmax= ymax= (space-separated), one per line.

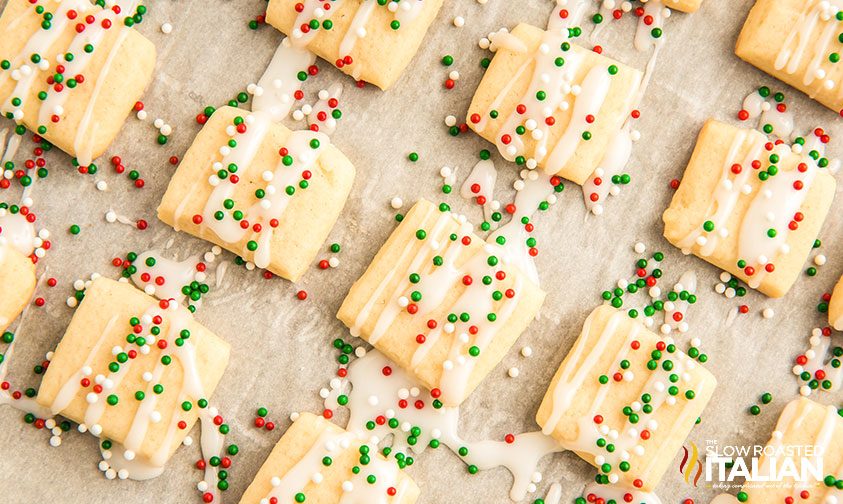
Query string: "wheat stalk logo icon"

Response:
xmin=679 ymin=441 xmax=704 ymax=487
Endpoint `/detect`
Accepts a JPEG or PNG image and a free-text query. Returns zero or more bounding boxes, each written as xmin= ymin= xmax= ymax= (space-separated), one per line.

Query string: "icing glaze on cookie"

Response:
xmin=774 ymin=0 xmax=843 ymax=94
xmin=676 ymin=126 xmax=830 ymax=290
xmin=349 ymin=202 xmax=532 ymax=405
xmin=289 ymin=0 xmax=425 ymax=59
xmin=261 ymin=425 xmax=412 ymax=503
xmin=0 ymin=0 xmax=144 ymax=167
xmin=540 ymin=307 xmax=708 ymax=488
xmin=194 ymin=110 xmax=329 ymax=270
xmin=252 ymin=37 xmax=317 ymax=123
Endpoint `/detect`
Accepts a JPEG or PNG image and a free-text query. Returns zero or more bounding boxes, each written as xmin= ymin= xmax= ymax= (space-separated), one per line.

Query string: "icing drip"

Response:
xmin=741 ymin=90 xmax=795 ymax=139
xmin=252 ymin=37 xmax=317 ymax=123
xmin=0 ymin=209 xmax=36 ymax=255
xmin=581 ymin=125 xmax=633 ymax=215
xmin=200 ymin=111 xmax=329 ymax=269
xmin=660 ymin=270 xmax=696 ymax=335
xmin=774 ymin=0 xmax=843 ymax=94
xmin=332 ymin=350 xmax=565 ymax=501
xmin=460 ymin=158 xmax=497 ymax=222
xmin=633 ymin=1 xmax=669 ymax=52
xmin=793 ymin=327 xmax=842 ymax=396
xmin=487 ymin=28 xmax=529 ymax=54
xmin=129 ymin=250 xmax=204 ymax=303
xmin=306 ymin=82 xmax=343 ymax=135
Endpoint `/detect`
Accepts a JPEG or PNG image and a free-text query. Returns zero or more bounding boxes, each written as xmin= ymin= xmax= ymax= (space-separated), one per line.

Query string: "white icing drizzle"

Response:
xmin=741 ymin=90 xmax=795 ymax=139
xmin=660 ymin=270 xmax=696 ymax=335
xmin=199 ymin=110 xmax=329 ymax=270
xmin=633 ymin=1 xmax=669 ymax=52
xmin=252 ymin=37 xmax=316 ymax=123
xmin=793 ymin=327 xmax=843 ymax=396
xmin=460 ymin=158 xmax=497 ymax=222
xmin=306 ymin=82 xmax=343 ymax=135
xmin=581 ymin=125 xmax=632 ymax=215
xmin=0 ymin=208 xmax=36 ymax=256
xmin=774 ymin=0 xmax=843 ymax=96
xmin=129 ymin=250 xmax=203 ymax=302
xmin=332 ymin=350 xmax=565 ymax=501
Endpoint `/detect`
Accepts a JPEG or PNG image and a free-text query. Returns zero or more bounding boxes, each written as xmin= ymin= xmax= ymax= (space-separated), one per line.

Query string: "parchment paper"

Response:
xmin=1 ymin=0 xmax=841 ymax=503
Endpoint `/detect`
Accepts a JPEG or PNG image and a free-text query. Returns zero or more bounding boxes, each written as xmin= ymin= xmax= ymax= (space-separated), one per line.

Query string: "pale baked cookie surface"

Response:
xmin=736 ymin=0 xmax=843 ymax=114
xmin=467 ymin=23 xmax=642 ymax=185
xmin=663 ymin=120 xmax=835 ymax=298
xmin=36 ymin=277 xmax=230 ymax=470
xmin=0 ymin=0 xmax=156 ymax=166
xmin=337 ymin=199 xmax=546 ymax=407
xmin=0 ymin=244 xmax=36 ymax=334
xmin=536 ymin=305 xmax=716 ymax=492
xmin=239 ymin=412 xmax=419 ymax=504
xmin=739 ymin=398 xmax=843 ymax=503
xmin=157 ymin=106 xmax=355 ymax=282
xmin=830 ymin=275 xmax=843 ymax=331
xmin=265 ymin=0 xmax=444 ymax=90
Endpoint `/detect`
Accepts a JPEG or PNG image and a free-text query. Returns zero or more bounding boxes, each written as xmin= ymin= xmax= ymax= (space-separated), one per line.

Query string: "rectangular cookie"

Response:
xmin=467 ymin=23 xmax=642 ymax=185
xmin=0 ymin=243 xmax=36 ymax=333
xmin=740 ymin=398 xmax=843 ymax=503
xmin=536 ymin=305 xmax=717 ymax=492
xmin=0 ymin=0 xmax=156 ymax=166
xmin=663 ymin=119 xmax=836 ymax=298
xmin=265 ymin=0 xmax=445 ymax=90
xmin=337 ymin=199 xmax=546 ymax=407
xmin=157 ymin=106 xmax=355 ymax=282
xmin=238 ymin=412 xmax=420 ymax=504
xmin=736 ymin=0 xmax=843 ymax=114
xmin=37 ymin=277 xmax=230 ymax=470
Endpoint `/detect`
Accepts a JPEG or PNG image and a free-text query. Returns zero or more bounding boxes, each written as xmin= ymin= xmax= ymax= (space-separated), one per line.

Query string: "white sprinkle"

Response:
xmin=453 ymin=16 xmax=465 ymax=27
xmin=508 ymin=367 xmax=519 ymax=378
xmin=762 ymin=307 xmax=774 ymax=319
xmin=390 ymin=197 xmax=403 ymax=209
xmin=161 ymin=22 xmax=172 ymax=34
xmin=634 ymin=242 xmax=646 ymax=254
xmin=814 ymin=254 xmax=826 ymax=266
xmin=520 ymin=346 xmax=532 ymax=357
